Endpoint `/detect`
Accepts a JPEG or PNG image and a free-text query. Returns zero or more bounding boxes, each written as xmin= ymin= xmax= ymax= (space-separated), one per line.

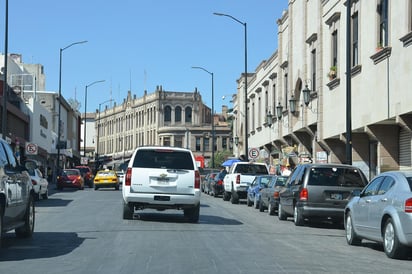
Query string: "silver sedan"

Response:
xmin=344 ymin=170 xmax=412 ymax=259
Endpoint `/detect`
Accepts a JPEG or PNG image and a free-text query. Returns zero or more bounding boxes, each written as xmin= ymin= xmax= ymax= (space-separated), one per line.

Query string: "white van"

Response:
xmin=122 ymin=146 xmax=201 ymax=222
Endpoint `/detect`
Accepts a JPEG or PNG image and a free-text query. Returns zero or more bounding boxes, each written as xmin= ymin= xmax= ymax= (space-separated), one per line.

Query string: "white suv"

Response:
xmin=122 ymin=146 xmax=201 ymax=222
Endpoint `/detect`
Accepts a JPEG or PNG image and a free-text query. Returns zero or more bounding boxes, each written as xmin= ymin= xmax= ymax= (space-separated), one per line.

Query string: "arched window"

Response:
xmin=164 ymin=106 xmax=171 ymax=122
xmin=175 ymin=106 xmax=182 ymax=123
xmin=185 ymin=106 xmax=192 ymax=123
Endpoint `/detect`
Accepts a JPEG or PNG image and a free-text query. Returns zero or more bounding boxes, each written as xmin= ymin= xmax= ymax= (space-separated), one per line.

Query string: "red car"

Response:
xmin=57 ymin=169 xmax=85 ymax=190
xmin=75 ymin=165 xmax=94 ymax=188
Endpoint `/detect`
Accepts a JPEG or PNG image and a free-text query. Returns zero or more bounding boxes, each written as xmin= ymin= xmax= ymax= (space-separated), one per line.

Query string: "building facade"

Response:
xmin=237 ymin=0 xmax=412 ymax=180
xmin=93 ymin=86 xmax=233 ymax=169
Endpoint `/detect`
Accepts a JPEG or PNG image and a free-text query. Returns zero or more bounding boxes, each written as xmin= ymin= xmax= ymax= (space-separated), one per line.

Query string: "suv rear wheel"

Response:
xmin=293 ymin=205 xmax=304 ymax=226
xmin=123 ymin=201 xmax=133 ymax=220
xmin=278 ymin=203 xmax=287 ymax=220
xmin=184 ymin=204 xmax=200 ymax=223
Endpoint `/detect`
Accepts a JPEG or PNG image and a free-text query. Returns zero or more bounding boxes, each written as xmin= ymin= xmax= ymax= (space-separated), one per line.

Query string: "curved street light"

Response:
xmin=83 ymin=80 xmax=105 ymax=158
xmin=214 ymin=12 xmax=248 ymax=160
xmin=55 ymin=40 xmax=87 ymax=183
xmin=192 ymin=66 xmax=215 ymax=168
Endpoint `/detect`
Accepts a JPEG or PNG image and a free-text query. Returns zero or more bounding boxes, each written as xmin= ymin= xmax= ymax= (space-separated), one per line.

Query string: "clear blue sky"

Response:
xmin=2 ymin=0 xmax=288 ymax=114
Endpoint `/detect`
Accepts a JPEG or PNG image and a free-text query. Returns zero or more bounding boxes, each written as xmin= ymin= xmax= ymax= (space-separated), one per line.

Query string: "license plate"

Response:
xmin=330 ymin=193 xmax=342 ymax=200
xmin=157 ymin=178 xmax=169 ymax=185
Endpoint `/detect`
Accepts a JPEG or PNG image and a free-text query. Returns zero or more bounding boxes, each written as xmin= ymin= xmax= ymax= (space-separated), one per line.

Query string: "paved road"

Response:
xmin=0 ymin=187 xmax=411 ymax=274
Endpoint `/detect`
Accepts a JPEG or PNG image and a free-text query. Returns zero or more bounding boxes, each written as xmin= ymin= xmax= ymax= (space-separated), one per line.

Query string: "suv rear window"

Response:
xmin=308 ymin=167 xmax=365 ymax=187
xmin=132 ymin=149 xmax=194 ymax=170
xmin=233 ymin=164 xmax=268 ymax=175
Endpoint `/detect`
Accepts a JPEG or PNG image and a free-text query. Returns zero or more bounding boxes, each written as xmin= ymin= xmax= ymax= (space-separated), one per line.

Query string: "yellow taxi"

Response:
xmin=93 ymin=169 xmax=120 ymax=190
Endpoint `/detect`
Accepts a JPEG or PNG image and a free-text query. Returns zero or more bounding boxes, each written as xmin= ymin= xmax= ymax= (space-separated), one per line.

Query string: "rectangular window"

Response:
xmin=196 ymin=137 xmax=201 ymax=151
xmin=352 ymin=12 xmax=359 ymax=66
xmin=378 ymin=0 xmax=389 ymax=47
xmin=222 ymin=138 xmax=227 ymax=150
xmin=332 ymin=30 xmax=338 ymax=67
xmin=163 ymin=137 xmax=170 ymax=147
xmin=311 ymin=49 xmax=316 ymax=91
xmin=203 ymin=138 xmax=209 ymax=152
xmin=174 ymin=136 xmax=182 ymax=148
xmin=284 ymin=73 xmax=288 ymax=109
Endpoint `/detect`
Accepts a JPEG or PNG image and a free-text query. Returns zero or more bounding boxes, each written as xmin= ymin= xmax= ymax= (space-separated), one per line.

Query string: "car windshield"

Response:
xmin=64 ymin=170 xmax=79 ymax=176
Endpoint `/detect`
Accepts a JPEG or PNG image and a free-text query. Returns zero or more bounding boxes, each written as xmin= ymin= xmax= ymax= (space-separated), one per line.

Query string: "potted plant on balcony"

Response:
xmin=327 ymin=66 xmax=337 ymax=80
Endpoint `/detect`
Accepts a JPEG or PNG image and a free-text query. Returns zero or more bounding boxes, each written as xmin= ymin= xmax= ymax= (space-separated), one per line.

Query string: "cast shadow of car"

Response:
xmin=0 ymin=232 xmax=87 ymax=261
xmin=34 ymin=197 xmax=73 ymax=208
xmin=283 ymin=218 xmax=344 ymax=230
xmin=132 ymin=212 xmax=242 ymax=225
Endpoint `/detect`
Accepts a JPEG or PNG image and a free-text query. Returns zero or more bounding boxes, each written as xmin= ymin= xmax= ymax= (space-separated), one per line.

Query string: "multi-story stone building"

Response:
xmin=94 ymin=85 xmax=233 ymax=169
xmin=235 ymin=0 xmax=412 ymax=180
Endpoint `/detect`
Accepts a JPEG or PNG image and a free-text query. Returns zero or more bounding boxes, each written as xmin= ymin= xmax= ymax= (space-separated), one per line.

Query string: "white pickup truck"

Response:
xmin=223 ymin=162 xmax=269 ymax=204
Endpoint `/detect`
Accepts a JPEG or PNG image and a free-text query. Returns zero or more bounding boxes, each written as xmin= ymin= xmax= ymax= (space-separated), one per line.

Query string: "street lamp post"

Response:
xmin=214 ymin=12 xmax=248 ymax=160
xmin=192 ymin=66 xmax=215 ymax=168
xmin=83 ymin=80 xmax=105 ymax=158
xmin=55 ymin=40 xmax=87 ymax=182
xmin=95 ymin=99 xmax=113 ymax=171
xmin=2 ymin=0 xmax=9 ymax=138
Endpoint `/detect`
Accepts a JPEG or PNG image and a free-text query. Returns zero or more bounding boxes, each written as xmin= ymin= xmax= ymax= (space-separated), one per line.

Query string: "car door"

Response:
xmin=352 ymin=177 xmax=383 ymax=235
xmin=367 ymin=176 xmax=395 ymax=239
xmin=281 ymin=165 xmax=304 ymax=215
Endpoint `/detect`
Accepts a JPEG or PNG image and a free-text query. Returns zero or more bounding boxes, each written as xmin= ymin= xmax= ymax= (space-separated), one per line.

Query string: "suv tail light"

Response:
xmin=194 ymin=170 xmax=200 ymax=189
xmin=217 ymin=180 xmax=223 ymax=185
xmin=236 ymin=174 xmax=240 ymax=184
xmin=300 ymin=188 xmax=308 ymax=201
xmin=405 ymin=198 xmax=412 ymax=213
xmin=31 ymin=179 xmax=37 ymax=185
xmin=273 ymin=191 xmax=279 ymax=198
xmin=125 ymin=167 xmax=132 ymax=186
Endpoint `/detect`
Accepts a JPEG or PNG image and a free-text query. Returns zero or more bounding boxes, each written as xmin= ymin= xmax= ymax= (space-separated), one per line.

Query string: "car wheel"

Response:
xmin=115 ymin=185 xmax=120 ymax=190
xmin=223 ymin=191 xmax=230 ymax=201
xmin=259 ymin=200 xmax=264 ymax=212
xmin=293 ymin=205 xmax=304 ymax=226
xmin=0 ymin=203 xmax=4 ymax=247
xmin=246 ymin=196 xmax=252 ymax=207
xmin=254 ymin=196 xmax=259 ymax=209
xmin=41 ymin=190 xmax=48 ymax=200
xmin=184 ymin=204 xmax=200 ymax=223
xmin=15 ymin=195 xmax=35 ymax=238
xmin=95 ymin=186 xmax=99 ymax=190
xmin=122 ymin=201 xmax=133 ymax=220
xmin=278 ymin=203 xmax=287 ymax=221
xmin=230 ymin=191 xmax=239 ymax=204
xmin=383 ymin=218 xmax=406 ymax=259
xmin=268 ymin=203 xmax=274 ymax=216
xmin=345 ymin=212 xmax=361 ymax=246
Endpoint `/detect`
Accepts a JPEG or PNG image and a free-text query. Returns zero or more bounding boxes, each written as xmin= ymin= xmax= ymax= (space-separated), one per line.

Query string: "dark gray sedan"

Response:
xmin=344 ymin=170 xmax=412 ymax=259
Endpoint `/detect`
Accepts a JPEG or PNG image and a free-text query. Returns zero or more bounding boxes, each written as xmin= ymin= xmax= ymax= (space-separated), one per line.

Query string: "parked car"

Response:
xmin=209 ymin=169 xmax=227 ymax=197
xmin=246 ymin=175 xmax=271 ymax=208
xmin=75 ymin=165 xmax=94 ymax=188
xmin=0 ymin=138 xmax=35 ymax=246
xmin=204 ymin=172 xmax=218 ymax=195
xmin=200 ymin=168 xmax=219 ymax=192
xmin=122 ymin=146 xmax=201 ymax=222
xmin=24 ymin=160 xmax=48 ymax=201
xmin=116 ymin=170 xmax=125 ymax=184
xmin=278 ymin=163 xmax=368 ymax=226
xmin=57 ymin=169 xmax=85 ymax=190
xmin=344 ymin=170 xmax=412 ymax=259
xmin=28 ymin=167 xmax=49 ymax=200
xmin=94 ymin=169 xmax=120 ymax=190
xmin=260 ymin=175 xmax=288 ymax=214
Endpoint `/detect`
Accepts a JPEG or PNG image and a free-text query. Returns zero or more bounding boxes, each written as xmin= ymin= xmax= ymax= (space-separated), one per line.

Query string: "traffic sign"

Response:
xmin=26 ymin=143 xmax=38 ymax=155
xmin=248 ymin=147 xmax=259 ymax=159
